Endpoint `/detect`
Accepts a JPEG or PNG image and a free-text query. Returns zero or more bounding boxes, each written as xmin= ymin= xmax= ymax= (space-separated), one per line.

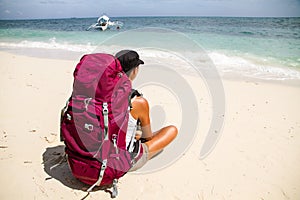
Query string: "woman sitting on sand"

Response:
xmin=115 ymin=50 xmax=178 ymax=171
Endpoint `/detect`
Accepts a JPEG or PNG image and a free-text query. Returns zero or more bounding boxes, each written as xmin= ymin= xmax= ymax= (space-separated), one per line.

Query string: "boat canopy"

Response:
xmin=97 ymin=15 xmax=109 ymax=23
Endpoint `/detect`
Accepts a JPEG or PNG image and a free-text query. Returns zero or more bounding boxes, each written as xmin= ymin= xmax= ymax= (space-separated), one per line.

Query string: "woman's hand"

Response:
xmin=135 ymin=130 xmax=142 ymax=140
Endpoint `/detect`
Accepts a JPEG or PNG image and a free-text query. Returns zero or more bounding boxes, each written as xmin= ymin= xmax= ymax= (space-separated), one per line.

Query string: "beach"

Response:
xmin=0 ymin=50 xmax=299 ymax=199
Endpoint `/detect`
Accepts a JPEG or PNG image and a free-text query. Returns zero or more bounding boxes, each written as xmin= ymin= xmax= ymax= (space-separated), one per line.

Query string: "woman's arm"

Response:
xmin=130 ymin=96 xmax=153 ymax=140
xmin=131 ymin=96 xmax=178 ymax=159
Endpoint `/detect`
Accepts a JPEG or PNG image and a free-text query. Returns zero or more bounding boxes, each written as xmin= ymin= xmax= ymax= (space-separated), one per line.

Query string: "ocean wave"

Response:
xmin=0 ymin=37 xmax=96 ymax=53
xmin=127 ymin=48 xmax=300 ymax=81
xmin=208 ymin=51 xmax=300 ymax=81
xmin=0 ymin=39 xmax=299 ymax=81
xmin=239 ymin=31 xmax=255 ymax=35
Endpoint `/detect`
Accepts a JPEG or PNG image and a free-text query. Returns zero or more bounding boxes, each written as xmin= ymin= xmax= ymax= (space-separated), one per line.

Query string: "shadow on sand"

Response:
xmin=42 ymin=145 xmax=113 ymax=199
xmin=42 ymin=145 xmax=88 ymax=190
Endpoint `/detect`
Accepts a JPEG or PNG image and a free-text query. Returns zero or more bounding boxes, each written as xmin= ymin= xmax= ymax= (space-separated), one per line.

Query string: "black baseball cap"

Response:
xmin=115 ymin=50 xmax=144 ymax=73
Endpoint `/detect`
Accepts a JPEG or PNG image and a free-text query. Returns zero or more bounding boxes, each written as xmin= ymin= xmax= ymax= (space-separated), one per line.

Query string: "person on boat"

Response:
xmin=115 ymin=50 xmax=178 ymax=171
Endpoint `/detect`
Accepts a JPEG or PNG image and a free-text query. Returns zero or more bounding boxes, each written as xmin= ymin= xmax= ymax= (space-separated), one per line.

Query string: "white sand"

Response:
xmin=0 ymin=51 xmax=299 ymax=199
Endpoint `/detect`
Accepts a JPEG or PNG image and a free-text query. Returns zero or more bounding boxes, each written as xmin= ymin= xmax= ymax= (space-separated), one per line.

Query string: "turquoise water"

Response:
xmin=0 ymin=17 xmax=300 ymax=80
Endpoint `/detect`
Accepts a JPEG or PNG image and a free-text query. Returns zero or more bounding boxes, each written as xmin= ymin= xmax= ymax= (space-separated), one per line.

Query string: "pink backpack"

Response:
xmin=60 ymin=53 xmax=143 ymax=197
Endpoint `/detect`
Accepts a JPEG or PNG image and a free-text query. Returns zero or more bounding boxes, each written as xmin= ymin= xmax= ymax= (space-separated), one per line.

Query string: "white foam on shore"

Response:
xmin=0 ymin=38 xmax=96 ymax=53
xmin=208 ymin=51 xmax=300 ymax=81
xmin=1 ymin=40 xmax=300 ymax=81
xmin=139 ymin=48 xmax=300 ymax=81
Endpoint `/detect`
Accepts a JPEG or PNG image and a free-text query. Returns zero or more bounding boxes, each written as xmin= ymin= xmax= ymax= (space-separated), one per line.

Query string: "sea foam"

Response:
xmin=1 ymin=39 xmax=300 ymax=81
xmin=208 ymin=51 xmax=300 ymax=81
xmin=0 ymin=38 xmax=96 ymax=53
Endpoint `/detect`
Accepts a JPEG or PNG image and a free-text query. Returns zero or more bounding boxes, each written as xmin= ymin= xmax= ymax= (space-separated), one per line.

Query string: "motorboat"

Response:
xmin=87 ymin=15 xmax=123 ymax=31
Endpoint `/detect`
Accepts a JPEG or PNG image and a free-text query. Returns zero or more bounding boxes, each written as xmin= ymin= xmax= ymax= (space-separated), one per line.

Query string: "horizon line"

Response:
xmin=1 ymin=15 xmax=300 ymax=20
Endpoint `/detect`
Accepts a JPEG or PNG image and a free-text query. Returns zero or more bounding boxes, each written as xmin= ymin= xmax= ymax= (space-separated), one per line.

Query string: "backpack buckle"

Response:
xmin=84 ymin=98 xmax=92 ymax=111
xmin=111 ymin=179 xmax=118 ymax=198
xmin=66 ymin=113 xmax=72 ymax=120
xmin=102 ymin=102 xmax=108 ymax=114
xmin=84 ymin=123 xmax=94 ymax=131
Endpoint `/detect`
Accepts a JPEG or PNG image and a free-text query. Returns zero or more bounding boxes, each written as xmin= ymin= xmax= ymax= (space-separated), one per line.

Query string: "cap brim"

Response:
xmin=137 ymin=59 xmax=144 ymax=65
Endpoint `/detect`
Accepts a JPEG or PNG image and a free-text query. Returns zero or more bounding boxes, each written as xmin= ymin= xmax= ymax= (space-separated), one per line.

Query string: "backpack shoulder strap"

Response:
xmin=131 ymin=89 xmax=142 ymax=99
xmin=129 ymin=89 xmax=142 ymax=110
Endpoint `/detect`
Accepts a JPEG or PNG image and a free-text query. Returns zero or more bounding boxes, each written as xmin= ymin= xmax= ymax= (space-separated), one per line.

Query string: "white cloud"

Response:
xmin=4 ymin=9 xmax=10 ymax=14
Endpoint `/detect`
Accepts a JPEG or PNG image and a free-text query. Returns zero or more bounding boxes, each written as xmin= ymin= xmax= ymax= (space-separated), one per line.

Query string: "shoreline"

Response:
xmin=0 ymin=47 xmax=85 ymax=61
xmin=1 ymin=48 xmax=299 ymax=87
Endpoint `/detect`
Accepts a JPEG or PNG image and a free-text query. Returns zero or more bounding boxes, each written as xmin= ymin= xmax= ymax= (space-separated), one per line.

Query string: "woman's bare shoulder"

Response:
xmin=134 ymin=96 xmax=148 ymax=104
xmin=132 ymin=96 xmax=149 ymax=111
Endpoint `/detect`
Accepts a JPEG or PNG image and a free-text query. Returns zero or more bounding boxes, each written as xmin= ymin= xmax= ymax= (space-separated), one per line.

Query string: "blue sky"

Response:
xmin=0 ymin=0 xmax=299 ymax=19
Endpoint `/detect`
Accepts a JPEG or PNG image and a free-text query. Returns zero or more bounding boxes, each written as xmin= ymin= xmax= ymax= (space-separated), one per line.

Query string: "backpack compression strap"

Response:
xmin=87 ymin=90 xmax=141 ymax=196
xmin=87 ymin=102 xmax=109 ymax=193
